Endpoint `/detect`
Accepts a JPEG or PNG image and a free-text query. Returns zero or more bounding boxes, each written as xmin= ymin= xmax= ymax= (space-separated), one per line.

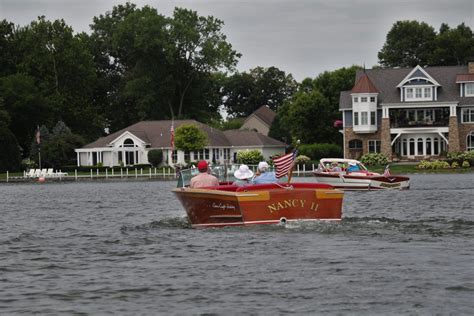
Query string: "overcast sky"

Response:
xmin=1 ymin=0 xmax=473 ymax=80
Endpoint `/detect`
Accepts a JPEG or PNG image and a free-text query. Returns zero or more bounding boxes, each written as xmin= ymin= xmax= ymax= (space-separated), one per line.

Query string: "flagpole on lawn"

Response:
xmin=36 ymin=125 xmax=41 ymax=169
xmin=287 ymin=140 xmax=300 ymax=184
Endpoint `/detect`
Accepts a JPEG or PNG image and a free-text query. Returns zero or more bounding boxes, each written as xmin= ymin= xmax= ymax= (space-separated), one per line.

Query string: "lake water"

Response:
xmin=0 ymin=173 xmax=473 ymax=314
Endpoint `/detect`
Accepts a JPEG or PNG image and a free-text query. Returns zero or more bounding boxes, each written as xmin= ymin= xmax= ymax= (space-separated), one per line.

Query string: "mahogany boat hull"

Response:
xmin=313 ymin=172 xmax=410 ymax=190
xmin=172 ymin=183 xmax=344 ymax=228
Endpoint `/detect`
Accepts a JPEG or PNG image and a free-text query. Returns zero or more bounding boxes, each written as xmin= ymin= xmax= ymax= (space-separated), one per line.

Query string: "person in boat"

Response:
xmin=329 ymin=162 xmax=342 ymax=172
xmin=232 ymin=164 xmax=254 ymax=186
xmin=189 ymin=160 xmax=219 ymax=188
xmin=253 ymin=161 xmax=277 ymax=184
xmin=346 ymin=161 xmax=361 ymax=172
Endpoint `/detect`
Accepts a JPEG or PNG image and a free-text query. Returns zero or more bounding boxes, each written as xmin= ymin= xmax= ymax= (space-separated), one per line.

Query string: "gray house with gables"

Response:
xmin=339 ymin=63 xmax=474 ymax=160
xmin=75 ymin=120 xmax=286 ymax=167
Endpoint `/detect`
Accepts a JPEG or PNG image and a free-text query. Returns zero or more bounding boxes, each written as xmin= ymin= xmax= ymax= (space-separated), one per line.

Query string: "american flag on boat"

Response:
xmin=273 ymin=150 xmax=298 ymax=178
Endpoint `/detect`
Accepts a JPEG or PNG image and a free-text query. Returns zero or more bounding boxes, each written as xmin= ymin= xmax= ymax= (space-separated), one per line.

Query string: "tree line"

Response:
xmin=1 ymin=1 xmax=473 ymax=172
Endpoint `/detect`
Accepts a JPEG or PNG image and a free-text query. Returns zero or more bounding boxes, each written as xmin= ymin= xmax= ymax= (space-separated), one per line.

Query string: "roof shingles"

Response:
xmin=340 ymin=65 xmax=474 ymax=110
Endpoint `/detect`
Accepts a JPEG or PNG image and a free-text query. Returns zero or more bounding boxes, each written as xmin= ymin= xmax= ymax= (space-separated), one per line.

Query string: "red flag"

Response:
xmin=170 ymin=122 xmax=175 ymax=150
xmin=35 ymin=126 xmax=41 ymax=145
xmin=273 ymin=150 xmax=297 ymax=178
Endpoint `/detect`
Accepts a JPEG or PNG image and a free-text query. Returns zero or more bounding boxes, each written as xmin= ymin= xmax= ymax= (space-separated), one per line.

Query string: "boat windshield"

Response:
xmin=176 ymin=164 xmax=284 ymax=187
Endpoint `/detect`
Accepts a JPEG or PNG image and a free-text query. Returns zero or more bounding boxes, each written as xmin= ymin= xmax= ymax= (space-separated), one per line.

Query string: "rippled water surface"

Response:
xmin=1 ymin=173 xmax=473 ymax=314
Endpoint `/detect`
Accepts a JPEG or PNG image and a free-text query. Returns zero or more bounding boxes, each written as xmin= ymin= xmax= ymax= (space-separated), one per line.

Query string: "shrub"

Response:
xmin=295 ymin=155 xmax=311 ymax=165
xmin=237 ymin=150 xmax=264 ymax=165
xmin=462 ymin=160 xmax=470 ymax=168
xmin=360 ymin=153 xmax=389 ymax=166
xmin=298 ymin=143 xmax=343 ymax=160
xmin=148 ymin=149 xmax=163 ymax=166
xmin=451 ymin=161 xmax=459 ymax=168
xmin=416 ymin=160 xmax=430 ymax=169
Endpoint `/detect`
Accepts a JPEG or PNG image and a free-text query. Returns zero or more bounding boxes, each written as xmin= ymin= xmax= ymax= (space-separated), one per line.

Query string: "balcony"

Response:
xmin=390 ymin=118 xmax=449 ymax=128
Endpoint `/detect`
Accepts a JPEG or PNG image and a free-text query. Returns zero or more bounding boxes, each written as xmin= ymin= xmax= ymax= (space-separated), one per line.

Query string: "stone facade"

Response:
xmin=458 ymin=123 xmax=474 ymax=151
xmin=448 ymin=117 xmax=460 ymax=152
xmin=380 ymin=118 xmax=392 ymax=158
xmin=344 ymin=127 xmax=382 ymax=160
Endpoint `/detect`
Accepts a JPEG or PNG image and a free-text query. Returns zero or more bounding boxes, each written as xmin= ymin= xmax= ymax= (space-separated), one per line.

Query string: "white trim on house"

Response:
xmin=396 ymin=65 xmax=441 ymax=88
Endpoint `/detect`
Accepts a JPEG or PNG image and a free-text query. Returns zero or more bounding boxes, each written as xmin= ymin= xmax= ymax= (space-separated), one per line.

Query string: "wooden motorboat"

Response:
xmin=172 ymin=166 xmax=344 ymax=228
xmin=313 ymin=158 xmax=410 ymax=190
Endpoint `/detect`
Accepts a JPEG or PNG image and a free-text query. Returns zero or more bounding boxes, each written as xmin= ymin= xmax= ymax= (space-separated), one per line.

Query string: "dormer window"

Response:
xmin=361 ymin=97 xmax=367 ymax=102
xmin=398 ymin=65 xmax=440 ymax=102
xmin=404 ymin=86 xmax=433 ymax=101
xmin=466 ymin=83 xmax=474 ymax=96
xmin=353 ymin=97 xmax=358 ymax=103
xmin=370 ymin=97 xmax=375 ymax=102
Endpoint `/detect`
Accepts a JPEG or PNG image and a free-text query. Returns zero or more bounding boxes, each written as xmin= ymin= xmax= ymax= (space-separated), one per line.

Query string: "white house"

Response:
xmin=75 ymin=120 xmax=286 ymax=167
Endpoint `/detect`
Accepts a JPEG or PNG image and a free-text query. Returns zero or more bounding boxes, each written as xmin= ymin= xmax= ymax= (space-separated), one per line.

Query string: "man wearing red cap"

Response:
xmin=190 ymin=160 xmax=219 ymax=188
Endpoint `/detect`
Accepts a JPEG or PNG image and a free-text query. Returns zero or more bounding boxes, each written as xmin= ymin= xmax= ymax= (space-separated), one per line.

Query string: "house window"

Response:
xmin=353 ymin=97 xmax=358 ymax=103
xmin=409 ymin=138 xmax=415 ymax=156
xmin=434 ymin=138 xmax=439 ymax=155
xmin=426 ymin=138 xmax=432 ymax=155
xmin=406 ymin=88 xmax=413 ymax=99
xmin=123 ymin=138 xmax=135 ymax=147
xmin=466 ymin=83 xmax=474 ymax=96
xmin=172 ymin=150 xmax=177 ymax=163
xmin=184 ymin=151 xmax=190 ymax=162
xmin=467 ymin=131 xmax=474 ymax=151
xmin=354 ymin=112 xmax=359 ymax=126
xmin=370 ymin=111 xmax=376 ymax=125
xmin=424 ymin=87 xmax=431 ymax=99
xmin=370 ymin=97 xmax=375 ymax=102
xmin=462 ymin=108 xmax=474 ymax=123
xmin=361 ymin=97 xmax=368 ymax=102
xmin=204 ymin=149 xmax=210 ymax=160
xmin=415 ymin=88 xmax=422 ymax=98
xmin=349 ymin=139 xmax=363 ymax=150
xmin=368 ymin=140 xmax=381 ymax=153
xmin=417 ymin=138 xmax=423 ymax=155
xmin=361 ymin=112 xmax=368 ymax=125
xmin=223 ymin=148 xmax=230 ymax=160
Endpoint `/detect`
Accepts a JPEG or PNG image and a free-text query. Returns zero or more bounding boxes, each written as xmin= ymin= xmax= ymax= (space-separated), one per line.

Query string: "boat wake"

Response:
xmin=120 ymin=217 xmax=192 ymax=232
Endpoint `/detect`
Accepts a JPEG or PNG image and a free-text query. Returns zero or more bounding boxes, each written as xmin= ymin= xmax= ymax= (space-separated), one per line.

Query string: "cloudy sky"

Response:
xmin=1 ymin=0 xmax=473 ymax=80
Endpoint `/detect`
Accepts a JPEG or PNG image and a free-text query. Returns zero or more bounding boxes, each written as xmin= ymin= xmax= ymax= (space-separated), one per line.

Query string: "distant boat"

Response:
xmin=313 ymin=158 xmax=410 ymax=190
xmin=172 ymin=165 xmax=344 ymax=228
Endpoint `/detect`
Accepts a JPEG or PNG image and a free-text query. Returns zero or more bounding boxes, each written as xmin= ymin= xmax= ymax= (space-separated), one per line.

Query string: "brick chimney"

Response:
xmin=469 ymin=61 xmax=474 ymax=74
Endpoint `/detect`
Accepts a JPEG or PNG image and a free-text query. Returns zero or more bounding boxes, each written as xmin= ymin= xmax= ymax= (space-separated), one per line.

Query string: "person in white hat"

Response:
xmin=232 ymin=164 xmax=254 ymax=186
xmin=253 ymin=161 xmax=277 ymax=184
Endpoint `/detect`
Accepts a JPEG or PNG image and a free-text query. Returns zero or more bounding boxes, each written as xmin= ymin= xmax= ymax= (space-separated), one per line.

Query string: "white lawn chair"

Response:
xmin=25 ymin=169 xmax=35 ymax=178
xmin=33 ymin=169 xmax=42 ymax=178
xmin=45 ymin=169 xmax=54 ymax=178
xmin=39 ymin=169 xmax=47 ymax=177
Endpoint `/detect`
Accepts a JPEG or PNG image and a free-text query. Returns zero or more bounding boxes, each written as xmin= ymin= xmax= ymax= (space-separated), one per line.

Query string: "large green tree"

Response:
xmin=222 ymin=66 xmax=297 ymax=118
xmin=0 ymin=17 xmax=103 ymax=158
xmin=275 ymin=66 xmax=359 ymax=145
xmin=378 ymin=20 xmax=436 ymax=67
xmin=90 ymin=3 xmax=239 ymax=131
xmin=0 ymin=124 xmax=21 ymax=172
xmin=430 ymin=23 xmax=474 ymax=66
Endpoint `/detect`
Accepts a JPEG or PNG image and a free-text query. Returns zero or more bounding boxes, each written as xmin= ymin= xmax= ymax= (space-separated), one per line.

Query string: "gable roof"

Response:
xmin=340 ymin=65 xmax=474 ymax=110
xmin=223 ymin=130 xmax=286 ymax=147
xmin=396 ymin=65 xmax=440 ymax=87
xmin=82 ymin=120 xmax=285 ymax=149
xmin=244 ymin=105 xmax=276 ymax=127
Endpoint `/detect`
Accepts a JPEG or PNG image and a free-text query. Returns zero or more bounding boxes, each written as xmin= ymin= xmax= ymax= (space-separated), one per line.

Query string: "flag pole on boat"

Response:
xmin=287 ymin=139 xmax=300 ymax=184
